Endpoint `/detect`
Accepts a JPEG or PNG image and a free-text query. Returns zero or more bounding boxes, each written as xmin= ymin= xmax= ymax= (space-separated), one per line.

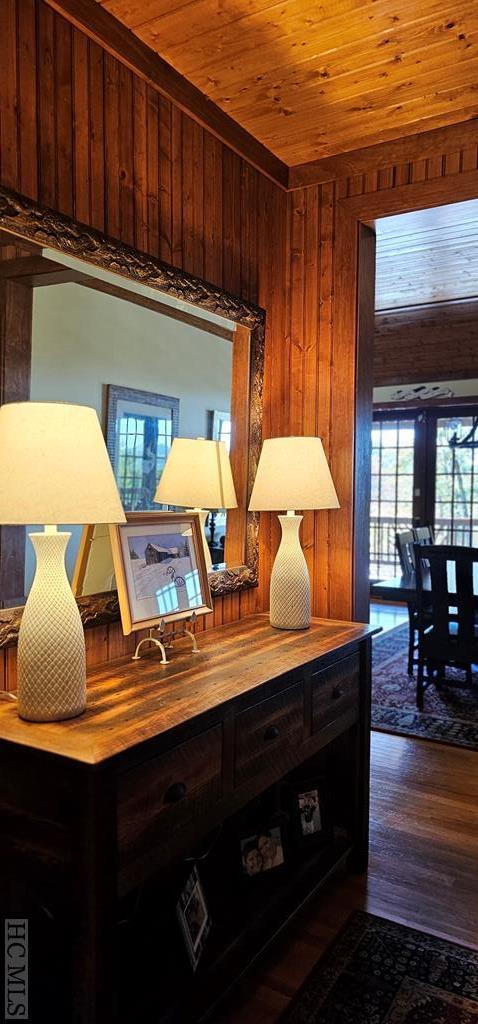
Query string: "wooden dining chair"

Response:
xmin=414 ymin=524 xmax=435 ymax=545
xmin=414 ymin=543 xmax=478 ymax=710
xmin=395 ymin=530 xmax=418 ymax=675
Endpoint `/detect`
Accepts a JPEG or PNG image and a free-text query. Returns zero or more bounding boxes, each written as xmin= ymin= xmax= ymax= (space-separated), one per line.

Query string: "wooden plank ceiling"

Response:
xmin=375 ymin=198 xmax=478 ymax=309
xmin=94 ymin=0 xmax=478 ymax=166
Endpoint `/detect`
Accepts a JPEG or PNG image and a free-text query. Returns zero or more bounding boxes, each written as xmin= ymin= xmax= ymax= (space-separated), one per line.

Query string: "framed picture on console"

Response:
xmin=109 ymin=511 xmax=212 ymax=635
xmin=176 ymin=866 xmax=211 ymax=972
xmin=240 ymin=824 xmax=286 ymax=878
xmin=289 ymin=779 xmax=332 ymax=847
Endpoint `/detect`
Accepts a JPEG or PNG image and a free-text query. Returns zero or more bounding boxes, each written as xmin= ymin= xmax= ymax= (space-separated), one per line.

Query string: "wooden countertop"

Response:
xmin=0 ymin=614 xmax=375 ymax=765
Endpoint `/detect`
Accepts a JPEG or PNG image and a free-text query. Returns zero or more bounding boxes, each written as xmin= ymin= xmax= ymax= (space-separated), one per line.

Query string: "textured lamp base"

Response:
xmin=17 ymin=531 xmax=87 ymax=722
xmin=270 ymin=515 xmax=311 ymax=630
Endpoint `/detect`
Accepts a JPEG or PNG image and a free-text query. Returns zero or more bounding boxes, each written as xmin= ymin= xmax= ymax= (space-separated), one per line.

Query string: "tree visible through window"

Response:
xmin=370 ymin=406 xmax=478 ymax=583
xmin=435 ymin=417 xmax=478 ymax=546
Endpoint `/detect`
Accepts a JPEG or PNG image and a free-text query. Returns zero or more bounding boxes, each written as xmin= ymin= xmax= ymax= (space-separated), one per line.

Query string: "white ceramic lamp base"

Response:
xmin=17 ymin=530 xmax=87 ymax=722
xmin=270 ymin=514 xmax=311 ymax=630
xmin=187 ymin=508 xmax=212 ymax=573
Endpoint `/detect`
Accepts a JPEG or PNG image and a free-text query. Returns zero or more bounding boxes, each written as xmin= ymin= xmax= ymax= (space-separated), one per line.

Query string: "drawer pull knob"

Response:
xmin=263 ymin=725 xmax=280 ymax=742
xmin=332 ymin=686 xmax=344 ymax=700
xmin=164 ymin=782 xmax=187 ymax=804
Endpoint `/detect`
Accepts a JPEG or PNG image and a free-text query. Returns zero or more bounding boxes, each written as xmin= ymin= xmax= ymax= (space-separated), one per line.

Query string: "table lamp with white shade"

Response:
xmin=0 ymin=402 xmax=126 ymax=722
xmin=249 ymin=436 xmax=339 ymax=630
xmin=154 ymin=437 xmax=237 ymax=572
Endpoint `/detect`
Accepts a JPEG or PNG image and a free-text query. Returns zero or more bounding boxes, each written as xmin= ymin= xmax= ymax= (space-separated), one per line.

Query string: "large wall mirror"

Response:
xmin=0 ymin=187 xmax=264 ymax=642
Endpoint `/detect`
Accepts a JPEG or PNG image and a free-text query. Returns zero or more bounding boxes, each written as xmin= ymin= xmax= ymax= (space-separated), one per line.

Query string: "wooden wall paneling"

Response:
xmin=288 ymin=185 xmax=320 ymax=610
xmin=0 ymin=0 xmax=18 ymax=192
xmin=445 ymin=151 xmax=462 ymax=176
xmin=256 ymin=174 xmax=287 ymax=616
xmin=158 ymin=95 xmax=172 ymax=264
xmin=73 ymin=30 xmax=90 ymax=223
xmin=18 ymin=0 xmax=38 ymax=200
xmin=181 ymin=115 xmax=197 ymax=276
xmin=315 ymin=182 xmax=335 ymax=619
xmin=222 ymin=148 xmax=241 ymax=295
xmin=461 ymin=145 xmax=478 ymax=171
xmin=133 ymin=75 xmax=148 ymax=253
xmin=104 ymin=53 xmax=120 ymax=239
xmin=38 ymin=3 xmax=57 ymax=209
xmin=145 ymin=85 xmax=159 ymax=258
xmin=411 ymin=159 xmax=428 ymax=184
xmin=328 ymin=204 xmax=359 ymax=621
xmin=55 ymin=14 xmax=74 ymax=216
xmin=204 ymin=134 xmax=222 ymax=285
xmin=170 ymin=106 xmax=183 ymax=268
xmin=302 ymin=187 xmax=320 ymax=616
xmin=118 ymin=62 xmax=134 ymax=244
xmin=89 ymin=40 xmax=105 ymax=231
xmin=354 ymin=224 xmax=375 ymax=623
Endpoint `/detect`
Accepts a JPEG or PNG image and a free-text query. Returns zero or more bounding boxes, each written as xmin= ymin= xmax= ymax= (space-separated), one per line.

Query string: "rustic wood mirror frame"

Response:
xmin=0 ymin=186 xmax=265 ymax=645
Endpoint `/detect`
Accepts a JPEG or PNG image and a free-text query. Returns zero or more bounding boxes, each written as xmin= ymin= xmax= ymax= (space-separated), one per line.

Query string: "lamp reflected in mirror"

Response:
xmin=155 ymin=437 xmax=238 ymax=573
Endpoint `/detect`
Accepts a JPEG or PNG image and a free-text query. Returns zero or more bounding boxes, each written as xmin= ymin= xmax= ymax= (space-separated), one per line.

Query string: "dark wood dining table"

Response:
xmin=371 ymin=564 xmax=478 ymax=606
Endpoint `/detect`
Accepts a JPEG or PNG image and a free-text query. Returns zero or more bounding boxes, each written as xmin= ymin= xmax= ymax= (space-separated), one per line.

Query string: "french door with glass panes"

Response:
xmin=370 ymin=405 xmax=478 ymax=582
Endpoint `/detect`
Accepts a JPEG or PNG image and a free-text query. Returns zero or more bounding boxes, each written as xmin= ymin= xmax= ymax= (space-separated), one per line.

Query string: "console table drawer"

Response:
xmin=117 ymin=726 xmax=223 ymax=855
xmin=312 ymin=654 xmax=359 ymax=733
xmin=234 ymin=682 xmax=304 ymax=787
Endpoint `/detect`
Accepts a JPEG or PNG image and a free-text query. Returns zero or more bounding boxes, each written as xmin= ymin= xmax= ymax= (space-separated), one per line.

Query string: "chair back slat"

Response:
xmin=414 ymin=544 xmax=478 ymax=663
xmin=395 ymin=530 xmax=415 ymax=577
xmin=414 ymin=525 xmax=434 ymax=545
xmin=456 ymin=555 xmax=475 ymax=642
xmin=427 ymin=552 xmax=450 ymax=642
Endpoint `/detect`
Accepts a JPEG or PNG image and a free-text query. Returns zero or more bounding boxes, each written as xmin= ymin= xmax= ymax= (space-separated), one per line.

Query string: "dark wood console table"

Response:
xmin=0 ymin=614 xmax=375 ymax=1023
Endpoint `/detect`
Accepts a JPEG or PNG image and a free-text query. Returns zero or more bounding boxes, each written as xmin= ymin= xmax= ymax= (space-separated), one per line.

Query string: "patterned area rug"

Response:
xmin=372 ymin=623 xmax=478 ymax=751
xmin=281 ymin=912 xmax=478 ymax=1023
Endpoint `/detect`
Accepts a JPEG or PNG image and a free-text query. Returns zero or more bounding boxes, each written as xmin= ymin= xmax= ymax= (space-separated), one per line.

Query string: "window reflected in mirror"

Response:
xmin=24 ymin=267 xmax=235 ymax=596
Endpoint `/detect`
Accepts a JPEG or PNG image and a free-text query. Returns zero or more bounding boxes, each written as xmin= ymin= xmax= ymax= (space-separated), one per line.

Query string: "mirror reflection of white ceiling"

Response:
xmin=375 ymin=198 xmax=478 ymax=311
xmin=42 ymin=248 xmax=236 ymax=331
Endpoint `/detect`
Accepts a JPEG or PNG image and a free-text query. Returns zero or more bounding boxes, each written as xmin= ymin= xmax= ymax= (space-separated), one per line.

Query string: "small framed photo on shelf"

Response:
xmin=290 ymin=780 xmax=332 ymax=847
xmin=297 ymin=788 xmax=323 ymax=837
xmin=109 ymin=512 xmax=212 ymax=635
xmin=240 ymin=825 xmax=285 ymax=878
xmin=176 ymin=866 xmax=211 ymax=972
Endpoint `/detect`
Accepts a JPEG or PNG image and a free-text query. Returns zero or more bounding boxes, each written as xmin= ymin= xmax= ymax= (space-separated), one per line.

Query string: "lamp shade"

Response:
xmin=155 ymin=437 xmax=237 ymax=510
xmin=0 ymin=402 xmax=126 ymax=525
xmin=249 ymin=436 xmax=339 ymax=512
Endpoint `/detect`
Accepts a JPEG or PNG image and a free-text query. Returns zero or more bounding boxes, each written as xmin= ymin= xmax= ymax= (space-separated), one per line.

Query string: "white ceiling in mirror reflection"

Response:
xmin=25 ymin=278 xmax=233 ymax=592
xmin=41 ymin=247 xmax=237 ymax=330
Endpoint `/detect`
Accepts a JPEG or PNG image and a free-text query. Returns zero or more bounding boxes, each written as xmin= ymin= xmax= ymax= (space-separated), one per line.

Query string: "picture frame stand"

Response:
xmin=132 ymin=612 xmax=200 ymax=663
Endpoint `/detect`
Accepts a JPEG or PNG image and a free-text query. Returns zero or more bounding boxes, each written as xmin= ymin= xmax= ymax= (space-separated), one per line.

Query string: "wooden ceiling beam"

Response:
xmin=43 ymin=0 xmax=289 ymax=190
xmin=289 ymin=118 xmax=478 ymax=189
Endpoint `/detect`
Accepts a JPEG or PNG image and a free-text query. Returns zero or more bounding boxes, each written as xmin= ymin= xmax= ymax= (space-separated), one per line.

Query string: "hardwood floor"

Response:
xmin=220 ymin=731 xmax=478 ymax=1023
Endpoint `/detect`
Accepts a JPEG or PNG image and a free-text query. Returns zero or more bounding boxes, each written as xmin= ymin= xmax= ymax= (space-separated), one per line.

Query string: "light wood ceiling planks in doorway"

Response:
xmin=375 ymin=198 xmax=478 ymax=309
